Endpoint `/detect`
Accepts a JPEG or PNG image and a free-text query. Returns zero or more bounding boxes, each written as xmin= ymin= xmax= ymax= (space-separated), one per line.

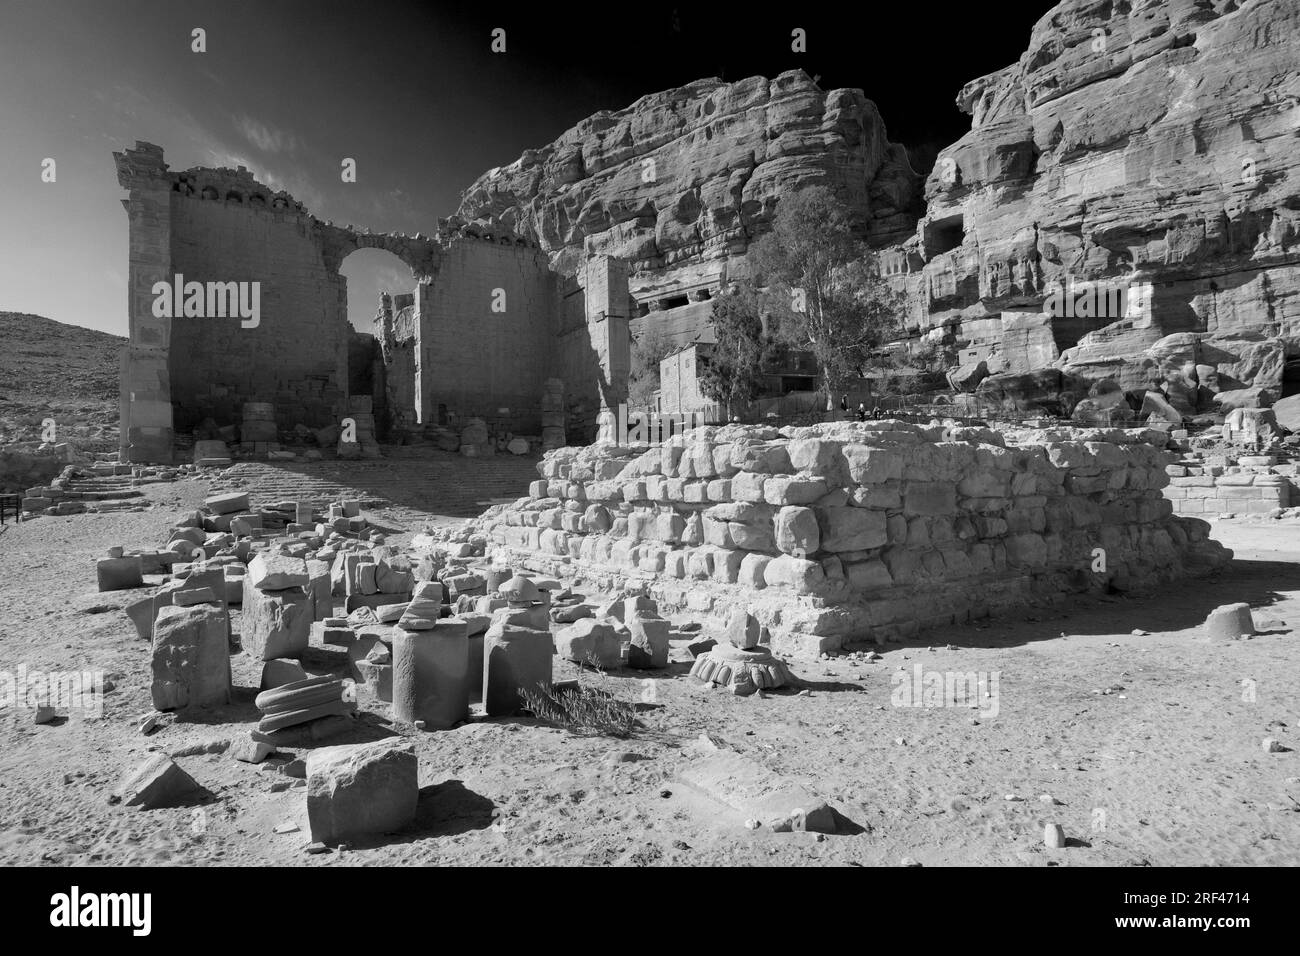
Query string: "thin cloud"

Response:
xmin=200 ymin=145 xmax=325 ymax=213
xmin=233 ymin=114 xmax=298 ymax=154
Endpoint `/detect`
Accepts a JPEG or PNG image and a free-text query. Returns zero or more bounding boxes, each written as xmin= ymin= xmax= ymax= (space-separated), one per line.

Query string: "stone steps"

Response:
xmin=62 ymin=487 xmax=145 ymax=501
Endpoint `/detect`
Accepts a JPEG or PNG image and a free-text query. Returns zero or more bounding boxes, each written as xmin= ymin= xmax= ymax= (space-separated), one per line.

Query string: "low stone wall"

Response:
xmin=0 ymin=444 xmax=75 ymax=495
xmin=479 ymin=420 xmax=1232 ymax=657
xmin=1163 ymin=455 xmax=1296 ymax=516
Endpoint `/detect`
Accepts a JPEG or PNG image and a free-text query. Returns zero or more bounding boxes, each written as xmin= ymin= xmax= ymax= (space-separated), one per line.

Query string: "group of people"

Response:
xmin=839 ymin=394 xmax=885 ymax=422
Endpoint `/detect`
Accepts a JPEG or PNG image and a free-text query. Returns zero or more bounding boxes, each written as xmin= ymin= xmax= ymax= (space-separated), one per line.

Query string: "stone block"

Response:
xmin=841 ymin=445 xmax=902 ymax=483
xmin=763 ymin=554 xmax=826 ymax=594
xmin=1204 ymin=603 xmax=1254 ymax=640
xmin=1004 ymin=533 xmax=1047 ymax=568
xmin=763 ymin=475 xmax=829 ymax=505
xmin=151 ymin=604 xmax=231 ymax=711
xmin=261 ymin=658 xmax=309 ymax=690
xmin=678 ymin=749 xmax=835 ymax=833
xmin=730 ymin=472 xmax=766 ymax=502
xmin=241 ymin=580 xmax=312 ymax=660
xmin=97 ymin=556 xmax=143 ymax=592
xmin=845 ymin=558 xmax=892 ymax=591
xmin=354 ymin=660 xmax=393 ymax=701
xmin=306 ymin=741 xmax=418 ymax=845
xmin=247 ymin=552 xmax=310 ymax=591
xmin=903 ymin=482 xmax=956 ymax=516
xmin=555 ymin=618 xmax=622 ymax=667
xmin=205 ymin=492 xmax=250 ymax=515
xmin=816 ymin=506 xmax=887 ymax=552
xmin=737 ymin=553 xmax=771 ymax=589
xmin=483 ymin=623 xmax=553 ymax=716
xmin=392 ymin=617 xmax=469 ymax=730
xmin=710 ymin=548 xmax=746 ymax=584
xmin=774 ymin=506 xmax=820 ymax=556
xmin=627 ymin=614 xmax=671 ymax=668
xmin=723 ymin=609 xmax=761 ymax=649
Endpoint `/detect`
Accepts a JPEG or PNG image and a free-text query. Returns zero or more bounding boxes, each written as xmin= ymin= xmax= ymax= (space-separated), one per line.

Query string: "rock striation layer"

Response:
xmin=456 ymin=70 xmax=919 ymax=302
xmin=883 ymin=0 xmax=1300 ymax=413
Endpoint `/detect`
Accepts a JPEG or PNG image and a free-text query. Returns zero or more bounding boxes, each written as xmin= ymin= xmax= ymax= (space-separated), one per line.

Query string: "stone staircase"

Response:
xmin=62 ymin=474 xmax=145 ymax=503
xmin=22 ymin=461 xmax=184 ymax=516
xmin=202 ymin=455 xmax=540 ymax=522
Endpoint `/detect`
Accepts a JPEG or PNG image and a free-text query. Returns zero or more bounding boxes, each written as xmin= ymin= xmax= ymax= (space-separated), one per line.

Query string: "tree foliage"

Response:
xmin=628 ymin=328 xmax=675 ymax=407
xmin=698 ymin=286 xmax=772 ymax=411
xmin=749 ymin=185 xmax=906 ymax=399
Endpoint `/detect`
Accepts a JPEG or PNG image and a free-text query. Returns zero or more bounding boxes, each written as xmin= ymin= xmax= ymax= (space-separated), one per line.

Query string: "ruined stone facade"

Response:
xmin=478 ymin=421 xmax=1231 ymax=657
xmin=114 ymin=142 xmax=629 ymax=462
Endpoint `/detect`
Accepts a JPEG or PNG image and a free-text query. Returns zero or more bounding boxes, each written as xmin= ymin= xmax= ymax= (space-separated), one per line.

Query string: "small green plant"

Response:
xmin=517 ymin=656 xmax=637 ymax=738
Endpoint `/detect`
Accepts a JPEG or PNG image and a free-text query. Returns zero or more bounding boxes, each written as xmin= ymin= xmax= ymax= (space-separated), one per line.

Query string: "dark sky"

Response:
xmin=0 ymin=0 xmax=1057 ymax=334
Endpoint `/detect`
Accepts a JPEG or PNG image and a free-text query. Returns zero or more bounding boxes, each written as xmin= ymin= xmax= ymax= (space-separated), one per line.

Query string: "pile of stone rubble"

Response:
xmin=98 ymin=483 xmax=751 ymax=846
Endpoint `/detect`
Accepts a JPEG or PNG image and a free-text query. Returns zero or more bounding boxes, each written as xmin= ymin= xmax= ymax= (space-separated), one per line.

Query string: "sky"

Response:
xmin=0 ymin=0 xmax=1054 ymax=336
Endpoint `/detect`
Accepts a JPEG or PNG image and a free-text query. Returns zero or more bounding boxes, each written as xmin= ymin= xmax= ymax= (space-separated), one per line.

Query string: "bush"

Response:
xmin=518 ymin=659 xmax=638 ymax=738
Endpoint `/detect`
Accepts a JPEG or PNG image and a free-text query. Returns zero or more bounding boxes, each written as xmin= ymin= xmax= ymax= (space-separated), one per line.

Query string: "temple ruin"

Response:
xmin=113 ymin=142 xmax=631 ymax=463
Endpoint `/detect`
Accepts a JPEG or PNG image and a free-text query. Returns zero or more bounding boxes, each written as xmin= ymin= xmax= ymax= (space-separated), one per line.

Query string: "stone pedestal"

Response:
xmin=482 ymin=618 xmax=553 ymax=717
xmin=690 ymin=642 xmax=794 ymax=696
xmin=151 ymin=604 xmax=232 ymax=710
xmin=392 ymin=617 xmax=469 ymax=729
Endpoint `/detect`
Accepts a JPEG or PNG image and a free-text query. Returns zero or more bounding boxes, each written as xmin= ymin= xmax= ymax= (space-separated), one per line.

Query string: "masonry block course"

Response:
xmin=1163 ymin=465 xmax=1294 ymax=516
xmin=478 ymin=420 xmax=1233 ymax=657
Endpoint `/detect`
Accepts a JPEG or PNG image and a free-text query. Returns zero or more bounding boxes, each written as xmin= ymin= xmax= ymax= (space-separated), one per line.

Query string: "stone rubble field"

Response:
xmin=0 ymin=451 xmax=1297 ymax=867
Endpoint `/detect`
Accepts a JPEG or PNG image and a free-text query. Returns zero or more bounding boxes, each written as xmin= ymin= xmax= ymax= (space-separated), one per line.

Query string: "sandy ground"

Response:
xmin=0 ymin=466 xmax=1296 ymax=867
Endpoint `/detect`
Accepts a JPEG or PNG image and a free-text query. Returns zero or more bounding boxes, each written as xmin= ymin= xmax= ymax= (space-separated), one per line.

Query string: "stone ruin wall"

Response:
xmin=372 ymin=245 xmax=629 ymax=444
xmin=114 ymin=141 xmax=632 ymax=462
xmin=1164 ymin=457 xmax=1296 ymax=517
xmin=166 ymin=166 xmax=350 ymax=434
xmin=376 ymin=240 xmax=560 ymax=433
xmin=476 ymin=421 xmax=1232 ymax=658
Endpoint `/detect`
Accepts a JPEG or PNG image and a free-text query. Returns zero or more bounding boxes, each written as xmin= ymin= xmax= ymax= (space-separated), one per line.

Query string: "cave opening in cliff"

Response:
xmin=925 ymin=214 xmax=966 ymax=256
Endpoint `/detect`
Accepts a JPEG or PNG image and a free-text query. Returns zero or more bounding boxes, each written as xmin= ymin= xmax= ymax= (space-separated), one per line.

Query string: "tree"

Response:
xmin=749 ymin=185 xmax=905 ymax=402
xmin=627 ymin=328 xmax=674 ymax=407
xmin=698 ymin=286 xmax=771 ymax=413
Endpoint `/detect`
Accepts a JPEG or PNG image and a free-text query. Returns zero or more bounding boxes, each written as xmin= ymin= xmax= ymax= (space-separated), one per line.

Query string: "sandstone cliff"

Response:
xmin=455 ymin=70 xmax=920 ymax=303
xmin=889 ymin=0 xmax=1300 ymax=416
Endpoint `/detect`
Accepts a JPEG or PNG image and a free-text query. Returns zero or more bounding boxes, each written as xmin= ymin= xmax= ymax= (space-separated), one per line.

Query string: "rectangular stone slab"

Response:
xmin=205 ymin=492 xmax=250 ymax=515
xmin=678 ymin=750 xmax=835 ymax=833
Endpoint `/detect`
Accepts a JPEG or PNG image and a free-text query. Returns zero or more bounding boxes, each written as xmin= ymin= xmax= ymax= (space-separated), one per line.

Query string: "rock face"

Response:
xmin=456 ymin=70 xmax=919 ymax=302
xmin=887 ymin=0 xmax=1300 ymax=410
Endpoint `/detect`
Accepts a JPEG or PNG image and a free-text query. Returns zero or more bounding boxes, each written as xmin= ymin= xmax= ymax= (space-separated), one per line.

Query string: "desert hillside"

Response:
xmin=0 ymin=311 xmax=122 ymax=450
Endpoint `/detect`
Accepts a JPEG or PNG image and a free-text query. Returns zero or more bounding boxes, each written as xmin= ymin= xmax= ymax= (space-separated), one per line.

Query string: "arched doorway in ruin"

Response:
xmin=339 ymin=247 xmax=421 ymax=441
